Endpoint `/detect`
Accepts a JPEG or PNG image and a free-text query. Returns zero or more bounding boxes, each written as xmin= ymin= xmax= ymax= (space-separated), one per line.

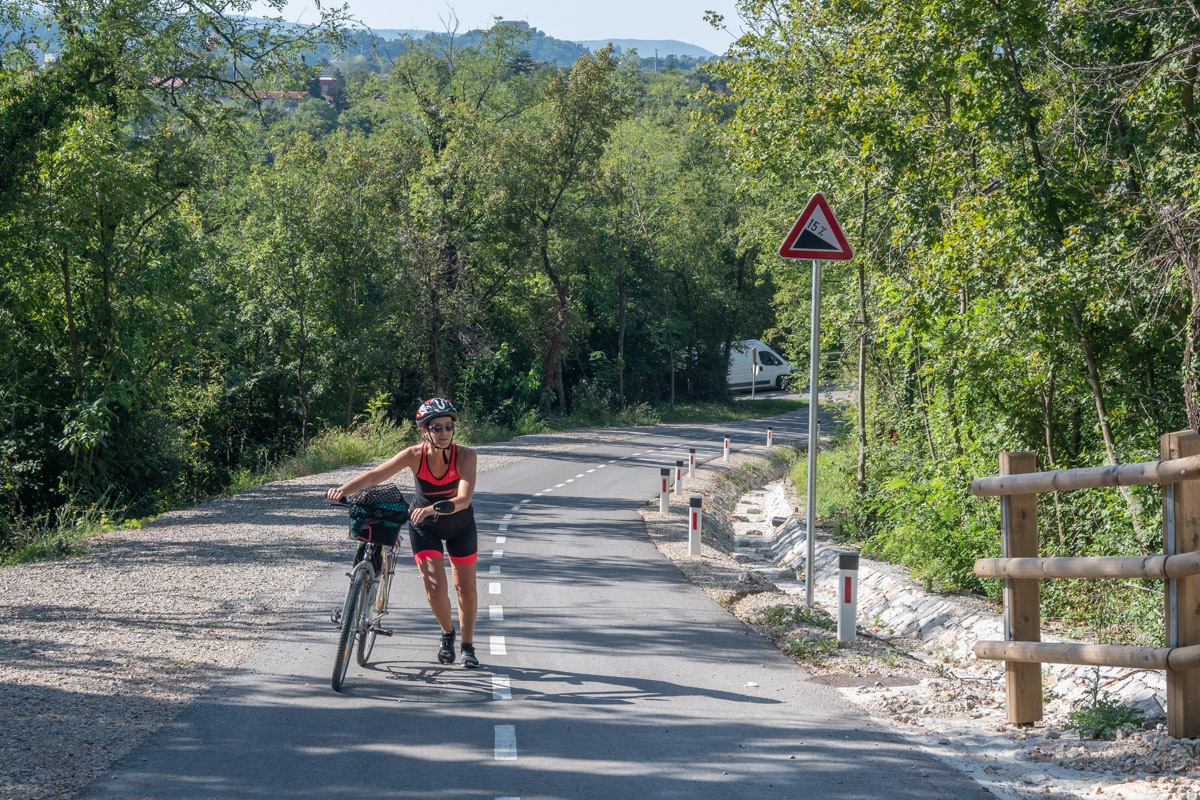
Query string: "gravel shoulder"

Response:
xmin=0 ymin=430 xmax=610 ymax=800
xmin=639 ymin=453 xmax=1200 ymax=800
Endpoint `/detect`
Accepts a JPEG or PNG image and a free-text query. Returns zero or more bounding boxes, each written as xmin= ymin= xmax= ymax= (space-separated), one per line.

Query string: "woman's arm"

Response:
xmin=444 ymin=447 xmax=477 ymax=511
xmin=325 ymin=445 xmax=420 ymax=502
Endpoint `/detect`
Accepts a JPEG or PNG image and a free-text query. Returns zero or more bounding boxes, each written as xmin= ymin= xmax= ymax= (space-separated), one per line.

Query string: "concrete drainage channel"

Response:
xmin=725 ymin=479 xmax=1199 ymax=800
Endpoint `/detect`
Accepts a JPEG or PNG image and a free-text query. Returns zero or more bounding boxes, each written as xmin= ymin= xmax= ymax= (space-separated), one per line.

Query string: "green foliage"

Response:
xmin=783 ymin=634 xmax=840 ymax=662
xmin=1069 ymin=695 xmax=1146 ymax=741
xmin=759 ymin=603 xmax=836 ymax=634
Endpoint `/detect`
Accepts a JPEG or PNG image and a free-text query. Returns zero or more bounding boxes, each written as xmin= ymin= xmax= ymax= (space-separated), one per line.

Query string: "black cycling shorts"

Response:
xmin=409 ymin=506 xmax=478 ymax=566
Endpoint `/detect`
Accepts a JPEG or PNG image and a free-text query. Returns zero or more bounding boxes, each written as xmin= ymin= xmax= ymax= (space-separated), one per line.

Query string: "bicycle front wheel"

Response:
xmin=356 ymin=580 xmax=380 ymax=666
xmin=332 ymin=570 xmax=369 ymax=691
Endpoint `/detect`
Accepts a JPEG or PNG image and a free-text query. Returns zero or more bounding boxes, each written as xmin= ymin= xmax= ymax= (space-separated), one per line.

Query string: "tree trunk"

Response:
xmin=345 ymin=369 xmax=357 ymax=428
xmin=296 ymin=308 xmax=311 ymax=446
xmin=1070 ymin=306 xmax=1146 ymax=533
xmin=61 ymin=253 xmax=83 ymax=400
xmin=856 ymin=183 xmax=869 ymax=496
xmin=1160 ymin=203 xmax=1200 ymax=431
xmin=617 ymin=232 xmax=628 ymax=407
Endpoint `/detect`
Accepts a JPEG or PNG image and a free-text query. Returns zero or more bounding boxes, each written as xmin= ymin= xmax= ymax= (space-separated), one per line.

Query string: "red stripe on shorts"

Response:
xmin=414 ymin=549 xmax=444 ymax=564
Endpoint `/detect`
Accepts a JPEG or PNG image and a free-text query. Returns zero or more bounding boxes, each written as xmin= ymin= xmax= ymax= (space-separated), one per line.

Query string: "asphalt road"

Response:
xmin=79 ymin=411 xmax=993 ymax=800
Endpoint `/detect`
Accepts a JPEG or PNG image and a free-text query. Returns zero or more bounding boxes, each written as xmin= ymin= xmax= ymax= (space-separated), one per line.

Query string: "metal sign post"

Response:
xmin=805 ymin=258 xmax=821 ymax=606
xmin=779 ymin=192 xmax=853 ymax=607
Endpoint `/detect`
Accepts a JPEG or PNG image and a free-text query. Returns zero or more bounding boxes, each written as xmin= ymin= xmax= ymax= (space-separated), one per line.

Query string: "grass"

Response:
xmin=759 ymin=603 xmax=837 ymax=635
xmin=783 ymin=634 xmax=840 ymax=662
xmin=659 ymin=398 xmax=806 ymax=423
xmin=790 ymin=437 xmax=859 ymax=530
xmin=0 ymin=503 xmax=154 ymax=567
xmin=3 ymin=395 xmax=805 ymax=566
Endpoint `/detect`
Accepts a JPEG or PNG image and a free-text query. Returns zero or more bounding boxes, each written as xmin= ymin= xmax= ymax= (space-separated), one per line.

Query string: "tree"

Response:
xmin=495 ymin=46 xmax=630 ymax=406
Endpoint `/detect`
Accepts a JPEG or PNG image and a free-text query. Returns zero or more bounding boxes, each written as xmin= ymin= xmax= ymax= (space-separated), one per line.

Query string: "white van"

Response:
xmin=727 ymin=339 xmax=795 ymax=392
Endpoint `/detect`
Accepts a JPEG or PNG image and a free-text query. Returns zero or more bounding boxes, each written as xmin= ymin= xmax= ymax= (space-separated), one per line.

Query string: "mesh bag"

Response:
xmin=347 ymin=484 xmax=408 ymax=547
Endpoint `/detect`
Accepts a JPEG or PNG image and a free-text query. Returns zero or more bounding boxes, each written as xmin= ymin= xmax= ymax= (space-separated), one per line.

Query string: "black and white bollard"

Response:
xmin=688 ymin=448 xmax=696 ymax=478
xmin=723 ymin=437 xmax=729 ymax=462
xmin=674 ymin=460 xmax=683 ymax=495
xmin=767 ymin=427 xmax=773 ymax=448
xmin=688 ymin=496 xmax=703 ymax=556
xmin=838 ymin=552 xmax=859 ymax=644
xmin=659 ymin=467 xmax=670 ymax=513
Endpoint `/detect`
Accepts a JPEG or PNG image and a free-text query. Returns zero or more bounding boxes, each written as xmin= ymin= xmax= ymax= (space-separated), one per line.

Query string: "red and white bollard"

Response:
xmin=659 ymin=467 xmax=670 ymax=513
xmin=674 ymin=460 xmax=683 ymax=495
xmin=723 ymin=437 xmax=729 ymax=462
xmin=838 ymin=552 xmax=859 ymax=644
xmin=688 ymin=448 xmax=696 ymax=478
xmin=767 ymin=427 xmax=773 ymax=448
xmin=688 ymin=496 xmax=703 ymax=556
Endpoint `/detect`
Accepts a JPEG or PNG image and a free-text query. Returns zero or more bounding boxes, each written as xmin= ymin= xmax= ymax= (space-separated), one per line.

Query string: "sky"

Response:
xmin=246 ymin=0 xmax=746 ymax=55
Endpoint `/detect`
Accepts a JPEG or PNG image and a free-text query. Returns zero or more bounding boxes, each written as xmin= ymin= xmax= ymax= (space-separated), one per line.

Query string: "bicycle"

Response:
xmin=330 ymin=487 xmax=409 ymax=692
xmin=329 ymin=488 xmax=456 ymax=692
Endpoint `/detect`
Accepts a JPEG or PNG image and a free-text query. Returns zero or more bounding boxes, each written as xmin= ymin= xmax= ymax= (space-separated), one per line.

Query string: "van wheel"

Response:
xmin=775 ymin=375 xmax=784 ymax=391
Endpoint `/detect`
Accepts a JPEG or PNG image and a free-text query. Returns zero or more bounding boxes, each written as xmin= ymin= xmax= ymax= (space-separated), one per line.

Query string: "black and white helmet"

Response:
xmin=415 ymin=397 xmax=457 ymax=426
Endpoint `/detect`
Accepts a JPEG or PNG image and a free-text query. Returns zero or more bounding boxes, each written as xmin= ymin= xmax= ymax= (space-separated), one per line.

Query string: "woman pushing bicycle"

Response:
xmin=326 ymin=398 xmax=480 ymax=668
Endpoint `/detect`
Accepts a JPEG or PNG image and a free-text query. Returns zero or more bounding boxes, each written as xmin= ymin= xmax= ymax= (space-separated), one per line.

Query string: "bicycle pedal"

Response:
xmin=374 ymin=628 xmax=393 ymax=637
xmin=330 ymin=610 xmax=342 ymax=625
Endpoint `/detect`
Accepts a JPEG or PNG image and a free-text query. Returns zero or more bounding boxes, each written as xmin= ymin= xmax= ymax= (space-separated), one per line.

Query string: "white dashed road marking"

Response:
xmin=489 ymin=583 xmax=501 ymax=594
xmin=490 ymin=635 xmax=507 ymax=655
xmin=502 ymin=513 xmax=513 ymax=521
xmin=492 ymin=550 xmax=503 ymax=559
xmin=520 ymin=499 xmax=530 ymax=504
xmin=489 ymin=564 xmax=500 ymax=574
xmin=499 ymin=523 xmax=508 ymax=531
xmin=496 ymin=536 xmax=506 ymax=544
xmin=586 ymin=469 xmax=595 ymax=473
xmin=492 ymin=675 xmax=512 ymax=700
xmin=490 ymin=605 xmax=504 ymax=621
xmin=494 ymin=725 xmax=517 ymax=760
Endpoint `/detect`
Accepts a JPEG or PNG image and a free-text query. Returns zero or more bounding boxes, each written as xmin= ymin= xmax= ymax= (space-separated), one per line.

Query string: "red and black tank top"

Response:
xmin=413 ymin=444 xmax=461 ymax=507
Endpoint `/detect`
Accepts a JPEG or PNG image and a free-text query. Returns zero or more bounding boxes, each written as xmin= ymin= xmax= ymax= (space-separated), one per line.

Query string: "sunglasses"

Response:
xmin=426 ymin=422 xmax=455 ymax=433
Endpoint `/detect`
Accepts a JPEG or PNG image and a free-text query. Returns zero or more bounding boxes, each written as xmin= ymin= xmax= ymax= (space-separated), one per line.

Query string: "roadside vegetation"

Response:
xmin=0 ymin=2 xmax=779 ymax=563
xmin=1 ymin=396 xmax=800 ymax=565
xmin=6 ymin=0 xmax=1188 ymax=646
xmin=711 ymin=2 xmax=1198 ymax=642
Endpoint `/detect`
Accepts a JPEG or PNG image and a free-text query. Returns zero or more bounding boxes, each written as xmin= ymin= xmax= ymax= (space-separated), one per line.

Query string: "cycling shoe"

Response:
xmin=438 ymin=629 xmax=456 ymax=664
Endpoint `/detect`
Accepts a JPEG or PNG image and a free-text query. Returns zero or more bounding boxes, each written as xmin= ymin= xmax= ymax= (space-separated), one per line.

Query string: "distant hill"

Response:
xmin=577 ymin=39 xmax=714 ymax=59
xmin=360 ymin=28 xmax=435 ymax=40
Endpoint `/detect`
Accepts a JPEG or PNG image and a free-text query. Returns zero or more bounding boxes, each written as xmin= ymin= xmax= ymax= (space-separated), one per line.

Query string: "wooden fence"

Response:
xmin=970 ymin=430 xmax=1200 ymax=738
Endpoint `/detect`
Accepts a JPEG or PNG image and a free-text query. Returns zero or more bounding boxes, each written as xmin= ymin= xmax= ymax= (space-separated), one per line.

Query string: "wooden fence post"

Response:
xmin=1001 ymin=451 xmax=1042 ymax=724
xmin=1163 ymin=431 xmax=1200 ymax=738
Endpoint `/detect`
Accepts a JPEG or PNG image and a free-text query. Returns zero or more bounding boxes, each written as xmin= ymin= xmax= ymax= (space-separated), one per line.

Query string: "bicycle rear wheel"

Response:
xmin=332 ymin=570 xmax=369 ymax=691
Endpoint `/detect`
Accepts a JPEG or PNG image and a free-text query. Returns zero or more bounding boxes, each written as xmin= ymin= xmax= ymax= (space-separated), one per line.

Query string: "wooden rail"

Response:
xmin=971 ymin=431 xmax=1200 ymax=738
xmin=975 ymin=641 xmax=1200 ymax=672
xmin=971 ymin=453 xmax=1200 ymax=497
xmin=974 ymin=554 xmax=1200 ymax=580
xmin=975 ymin=641 xmax=1171 ymax=671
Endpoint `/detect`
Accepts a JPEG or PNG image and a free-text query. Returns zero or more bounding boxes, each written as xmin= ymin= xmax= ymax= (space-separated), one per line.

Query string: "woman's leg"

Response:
xmin=450 ymin=561 xmax=478 ymax=642
xmin=417 ymin=557 xmax=454 ymax=632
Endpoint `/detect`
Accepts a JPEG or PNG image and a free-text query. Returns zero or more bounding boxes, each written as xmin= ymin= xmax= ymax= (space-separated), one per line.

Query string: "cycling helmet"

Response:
xmin=415 ymin=397 xmax=458 ymax=426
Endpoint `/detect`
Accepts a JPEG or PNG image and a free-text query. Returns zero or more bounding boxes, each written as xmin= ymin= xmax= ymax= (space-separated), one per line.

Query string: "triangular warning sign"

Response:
xmin=778 ymin=192 xmax=853 ymax=260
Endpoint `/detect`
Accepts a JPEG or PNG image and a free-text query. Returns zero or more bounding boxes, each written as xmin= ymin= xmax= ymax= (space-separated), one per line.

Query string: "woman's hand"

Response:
xmin=326 ymin=487 xmax=346 ymax=502
xmin=409 ymin=504 xmax=434 ymax=524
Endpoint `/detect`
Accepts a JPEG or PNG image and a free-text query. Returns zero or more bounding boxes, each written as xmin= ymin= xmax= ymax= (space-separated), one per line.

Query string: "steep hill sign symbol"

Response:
xmin=778 ymin=192 xmax=853 ymax=260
